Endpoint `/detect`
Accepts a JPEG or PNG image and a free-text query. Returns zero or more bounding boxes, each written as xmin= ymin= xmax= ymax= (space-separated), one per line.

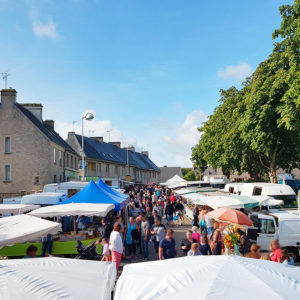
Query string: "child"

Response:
xmin=101 ymin=238 xmax=110 ymax=261
xmin=199 ymin=235 xmax=212 ymax=255
xmin=279 ymin=249 xmax=294 ymax=266
xmin=187 ymin=243 xmax=201 ymax=256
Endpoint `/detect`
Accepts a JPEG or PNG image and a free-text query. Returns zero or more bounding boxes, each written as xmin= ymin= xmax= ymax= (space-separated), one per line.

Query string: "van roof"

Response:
xmin=270 ymin=211 xmax=300 ymax=220
xmin=241 ymin=183 xmax=296 ymax=196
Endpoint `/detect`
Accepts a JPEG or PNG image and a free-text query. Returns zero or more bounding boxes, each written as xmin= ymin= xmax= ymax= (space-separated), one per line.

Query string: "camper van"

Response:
xmin=248 ymin=211 xmax=300 ymax=260
xmin=43 ymin=181 xmax=89 ymax=198
xmin=21 ymin=192 xmax=68 ymax=205
xmin=240 ymin=183 xmax=297 ymax=208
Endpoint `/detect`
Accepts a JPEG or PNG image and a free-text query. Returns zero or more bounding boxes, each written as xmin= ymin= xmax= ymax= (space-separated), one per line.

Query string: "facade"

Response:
xmin=66 ymin=132 xmax=160 ymax=186
xmin=0 ymin=89 xmax=79 ymax=198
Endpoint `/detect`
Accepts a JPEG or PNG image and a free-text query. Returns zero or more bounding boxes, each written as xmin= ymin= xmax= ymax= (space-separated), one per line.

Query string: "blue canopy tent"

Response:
xmin=58 ymin=180 xmax=122 ymax=211
xmin=96 ymin=179 xmax=129 ymax=209
xmin=97 ymin=179 xmax=128 ymax=199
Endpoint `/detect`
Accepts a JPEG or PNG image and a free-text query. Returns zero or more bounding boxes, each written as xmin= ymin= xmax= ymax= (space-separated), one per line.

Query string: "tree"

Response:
xmin=181 ymin=168 xmax=192 ymax=177
xmin=192 ymin=1 xmax=300 ymax=183
xmin=183 ymin=170 xmax=196 ymax=181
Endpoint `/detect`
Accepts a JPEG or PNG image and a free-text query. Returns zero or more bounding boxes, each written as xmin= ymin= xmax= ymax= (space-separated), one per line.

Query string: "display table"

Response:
xmin=0 ymin=238 xmax=101 ymax=257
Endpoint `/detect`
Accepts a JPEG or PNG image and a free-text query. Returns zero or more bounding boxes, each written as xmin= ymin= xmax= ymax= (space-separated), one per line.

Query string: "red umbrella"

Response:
xmin=207 ymin=208 xmax=253 ymax=226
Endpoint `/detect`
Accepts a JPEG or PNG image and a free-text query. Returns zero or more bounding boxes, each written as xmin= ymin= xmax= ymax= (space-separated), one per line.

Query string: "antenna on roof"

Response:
xmin=72 ymin=120 xmax=76 ymax=132
xmin=106 ymin=129 xmax=111 ymax=142
xmin=1 ymin=72 xmax=11 ymax=89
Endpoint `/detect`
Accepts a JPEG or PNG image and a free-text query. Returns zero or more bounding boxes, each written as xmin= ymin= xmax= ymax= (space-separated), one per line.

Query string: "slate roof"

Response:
xmin=16 ymin=103 xmax=77 ymax=155
xmin=74 ymin=134 xmax=160 ymax=171
xmin=159 ymin=167 xmax=183 ymax=183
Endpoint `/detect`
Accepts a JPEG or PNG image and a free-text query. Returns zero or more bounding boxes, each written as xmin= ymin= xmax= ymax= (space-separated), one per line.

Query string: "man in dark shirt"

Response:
xmin=101 ymin=218 xmax=112 ymax=239
xmin=159 ymin=229 xmax=177 ymax=260
xmin=180 ymin=230 xmax=197 ymax=256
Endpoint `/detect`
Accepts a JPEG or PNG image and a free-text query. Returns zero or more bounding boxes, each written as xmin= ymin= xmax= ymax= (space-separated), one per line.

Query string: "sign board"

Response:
xmin=126 ymin=175 xmax=131 ymax=182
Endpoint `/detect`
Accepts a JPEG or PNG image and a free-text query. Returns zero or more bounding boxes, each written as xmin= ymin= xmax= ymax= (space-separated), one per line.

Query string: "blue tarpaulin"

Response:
xmin=58 ymin=180 xmax=125 ymax=211
xmin=96 ymin=179 xmax=128 ymax=199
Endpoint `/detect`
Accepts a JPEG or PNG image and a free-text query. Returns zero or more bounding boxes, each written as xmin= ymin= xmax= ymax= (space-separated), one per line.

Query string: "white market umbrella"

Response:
xmin=0 ymin=204 xmax=40 ymax=215
xmin=28 ymin=203 xmax=115 ymax=218
xmin=114 ymin=256 xmax=300 ymax=300
xmin=0 ymin=257 xmax=116 ymax=300
xmin=0 ymin=214 xmax=61 ymax=249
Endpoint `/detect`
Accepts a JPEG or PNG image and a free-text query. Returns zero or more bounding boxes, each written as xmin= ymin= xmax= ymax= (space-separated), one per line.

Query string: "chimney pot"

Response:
xmin=109 ymin=142 xmax=121 ymax=148
xmin=1 ymin=88 xmax=17 ymax=106
xmin=22 ymin=103 xmax=43 ymax=122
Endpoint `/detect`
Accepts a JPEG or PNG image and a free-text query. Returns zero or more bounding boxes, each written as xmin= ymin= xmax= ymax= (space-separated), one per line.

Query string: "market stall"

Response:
xmin=0 ymin=204 xmax=40 ymax=215
xmin=0 ymin=257 xmax=116 ymax=300
xmin=0 ymin=214 xmax=61 ymax=249
xmin=28 ymin=203 xmax=115 ymax=218
xmin=114 ymin=256 xmax=300 ymax=300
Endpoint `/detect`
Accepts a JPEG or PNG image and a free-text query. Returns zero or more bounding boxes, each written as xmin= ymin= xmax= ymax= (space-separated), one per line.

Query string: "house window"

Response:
xmin=53 ymin=148 xmax=56 ymax=164
xmin=59 ymin=151 xmax=62 ymax=167
xmin=4 ymin=137 xmax=11 ymax=153
xmin=59 ymin=175 xmax=62 ymax=182
xmin=34 ymin=176 xmax=39 ymax=185
xmin=74 ymin=158 xmax=77 ymax=169
xmin=67 ymin=154 xmax=70 ymax=168
xmin=106 ymin=164 xmax=109 ymax=177
xmin=4 ymin=165 xmax=10 ymax=181
xmin=71 ymin=156 xmax=74 ymax=169
xmin=54 ymin=174 xmax=57 ymax=183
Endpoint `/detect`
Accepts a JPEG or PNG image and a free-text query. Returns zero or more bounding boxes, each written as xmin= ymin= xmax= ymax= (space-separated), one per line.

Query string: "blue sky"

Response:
xmin=0 ymin=0 xmax=292 ymax=167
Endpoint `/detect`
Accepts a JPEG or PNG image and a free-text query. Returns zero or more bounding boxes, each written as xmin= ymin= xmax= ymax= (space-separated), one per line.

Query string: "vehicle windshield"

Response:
xmin=272 ymin=195 xmax=297 ymax=208
xmin=268 ymin=204 xmax=284 ymax=210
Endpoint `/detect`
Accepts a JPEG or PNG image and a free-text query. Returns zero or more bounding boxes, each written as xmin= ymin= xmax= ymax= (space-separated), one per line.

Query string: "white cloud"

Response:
xmin=162 ymin=110 xmax=207 ymax=167
xmin=54 ymin=111 xmax=137 ymax=148
xmin=218 ymin=62 xmax=252 ymax=80
xmin=32 ymin=19 xmax=58 ymax=39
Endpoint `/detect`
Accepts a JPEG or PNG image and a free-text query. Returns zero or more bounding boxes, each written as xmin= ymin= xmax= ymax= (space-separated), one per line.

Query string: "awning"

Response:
xmin=0 ymin=214 xmax=61 ymax=249
xmin=29 ymin=203 xmax=114 ymax=218
xmin=0 ymin=204 xmax=40 ymax=215
xmin=114 ymin=256 xmax=300 ymax=300
xmin=0 ymin=257 xmax=116 ymax=300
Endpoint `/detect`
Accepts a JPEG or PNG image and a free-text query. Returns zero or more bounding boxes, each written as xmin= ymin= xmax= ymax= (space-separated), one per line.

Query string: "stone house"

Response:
xmin=66 ymin=132 xmax=160 ymax=186
xmin=0 ymin=88 xmax=79 ymax=198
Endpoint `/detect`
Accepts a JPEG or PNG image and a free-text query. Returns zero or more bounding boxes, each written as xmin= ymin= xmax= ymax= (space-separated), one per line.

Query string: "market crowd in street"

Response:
xmin=100 ymin=185 xmax=295 ymax=271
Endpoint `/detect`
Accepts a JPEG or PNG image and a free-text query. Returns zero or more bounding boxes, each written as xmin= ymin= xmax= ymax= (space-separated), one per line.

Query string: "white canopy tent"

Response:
xmin=0 ymin=214 xmax=61 ymax=249
xmin=114 ymin=256 xmax=300 ymax=300
xmin=28 ymin=203 xmax=115 ymax=218
xmin=161 ymin=175 xmax=187 ymax=188
xmin=0 ymin=204 xmax=40 ymax=215
xmin=0 ymin=257 xmax=116 ymax=300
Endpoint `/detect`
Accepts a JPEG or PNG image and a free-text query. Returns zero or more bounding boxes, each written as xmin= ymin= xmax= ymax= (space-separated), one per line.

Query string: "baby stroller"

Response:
xmin=75 ymin=239 xmax=101 ymax=260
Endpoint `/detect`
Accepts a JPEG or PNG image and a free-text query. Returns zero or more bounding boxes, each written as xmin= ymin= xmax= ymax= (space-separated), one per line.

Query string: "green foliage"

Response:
xmin=181 ymin=168 xmax=192 ymax=177
xmin=192 ymin=1 xmax=300 ymax=183
xmin=183 ymin=170 xmax=196 ymax=181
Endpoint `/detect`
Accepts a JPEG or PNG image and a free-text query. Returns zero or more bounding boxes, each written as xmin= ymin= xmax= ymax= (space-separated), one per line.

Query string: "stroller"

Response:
xmin=75 ymin=239 xmax=101 ymax=260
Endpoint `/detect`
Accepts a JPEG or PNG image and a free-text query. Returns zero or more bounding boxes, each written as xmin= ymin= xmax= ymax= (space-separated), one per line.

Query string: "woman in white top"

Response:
xmin=109 ymin=224 xmax=123 ymax=271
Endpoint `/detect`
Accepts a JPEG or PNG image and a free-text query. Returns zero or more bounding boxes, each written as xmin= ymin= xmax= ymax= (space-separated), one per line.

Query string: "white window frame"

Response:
xmin=4 ymin=136 xmax=11 ymax=153
xmin=53 ymin=148 xmax=56 ymax=164
xmin=4 ymin=165 xmax=11 ymax=181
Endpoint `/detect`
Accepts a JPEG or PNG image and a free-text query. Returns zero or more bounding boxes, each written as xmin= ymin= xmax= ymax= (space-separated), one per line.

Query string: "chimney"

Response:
xmin=141 ymin=151 xmax=149 ymax=157
xmin=125 ymin=146 xmax=135 ymax=152
xmin=45 ymin=120 xmax=54 ymax=129
xmin=91 ymin=137 xmax=103 ymax=143
xmin=1 ymin=88 xmax=17 ymax=107
xmin=109 ymin=142 xmax=121 ymax=148
xmin=68 ymin=131 xmax=76 ymax=139
xmin=22 ymin=103 xmax=43 ymax=123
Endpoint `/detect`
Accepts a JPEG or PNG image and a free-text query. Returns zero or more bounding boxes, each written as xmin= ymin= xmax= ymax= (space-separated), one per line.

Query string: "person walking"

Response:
xmin=211 ymin=223 xmax=223 ymax=255
xmin=270 ymin=239 xmax=281 ymax=262
xmin=41 ymin=234 xmax=53 ymax=257
xmin=193 ymin=205 xmax=200 ymax=228
xmin=165 ymin=200 xmax=174 ymax=226
xmin=174 ymin=200 xmax=184 ymax=226
xmin=109 ymin=224 xmax=123 ymax=271
xmin=150 ymin=216 xmax=166 ymax=255
xmin=125 ymin=217 xmax=138 ymax=258
xmin=140 ymin=213 xmax=150 ymax=260
xmin=159 ymin=229 xmax=177 ymax=260
xmin=180 ymin=230 xmax=197 ymax=256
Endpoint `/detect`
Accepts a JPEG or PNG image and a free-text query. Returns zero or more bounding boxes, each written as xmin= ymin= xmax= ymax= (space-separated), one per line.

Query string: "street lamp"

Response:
xmin=81 ymin=112 xmax=94 ymax=181
xmin=126 ymin=144 xmax=133 ymax=181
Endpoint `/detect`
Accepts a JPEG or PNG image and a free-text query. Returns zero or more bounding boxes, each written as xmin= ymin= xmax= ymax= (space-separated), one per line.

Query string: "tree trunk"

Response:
xmin=269 ymin=169 xmax=278 ymax=183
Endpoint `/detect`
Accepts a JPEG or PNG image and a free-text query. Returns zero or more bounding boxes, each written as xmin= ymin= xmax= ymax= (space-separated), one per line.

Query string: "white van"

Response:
xmin=21 ymin=192 xmax=68 ymax=205
xmin=248 ymin=211 xmax=300 ymax=259
xmin=43 ymin=181 xmax=88 ymax=198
